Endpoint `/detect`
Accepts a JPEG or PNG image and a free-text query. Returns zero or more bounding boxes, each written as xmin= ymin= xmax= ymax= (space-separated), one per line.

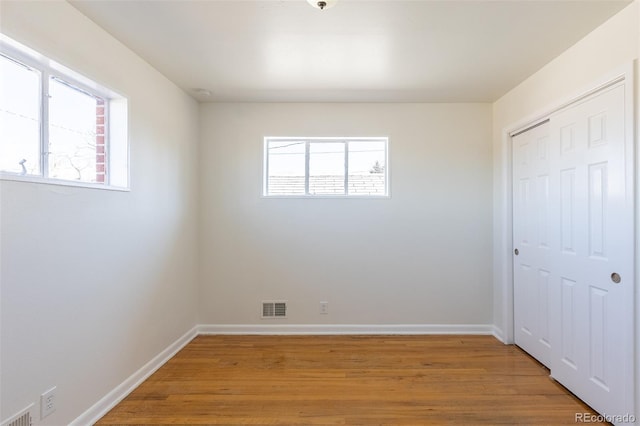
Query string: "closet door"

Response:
xmin=512 ymin=121 xmax=552 ymax=367
xmin=548 ymin=83 xmax=633 ymax=419
xmin=514 ymin=82 xmax=634 ymax=421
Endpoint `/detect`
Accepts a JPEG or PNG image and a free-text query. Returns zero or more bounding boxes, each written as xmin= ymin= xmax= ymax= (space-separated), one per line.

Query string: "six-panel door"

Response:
xmin=513 ymin=83 xmax=634 ymax=422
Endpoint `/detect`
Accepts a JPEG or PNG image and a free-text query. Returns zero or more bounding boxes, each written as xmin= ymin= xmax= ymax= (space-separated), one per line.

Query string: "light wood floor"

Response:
xmin=97 ymin=335 xmax=606 ymax=425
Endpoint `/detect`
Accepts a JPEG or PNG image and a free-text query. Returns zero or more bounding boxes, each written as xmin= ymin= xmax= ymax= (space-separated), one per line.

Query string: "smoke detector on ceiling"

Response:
xmin=307 ymin=0 xmax=338 ymax=10
xmin=192 ymin=88 xmax=212 ymax=97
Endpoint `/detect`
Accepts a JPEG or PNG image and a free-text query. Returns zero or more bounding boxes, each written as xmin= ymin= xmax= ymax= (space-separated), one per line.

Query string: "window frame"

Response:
xmin=0 ymin=35 xmax=128 ymax=191
xmin=263 ymin=136 xmax=390 ymax=198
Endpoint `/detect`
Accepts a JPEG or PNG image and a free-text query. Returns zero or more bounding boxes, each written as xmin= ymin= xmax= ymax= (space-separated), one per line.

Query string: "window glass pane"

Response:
xmin=0 ymin=55 xmax=41 ymax=175
xmin=267 ymin=140 xmax=305 ymax=195
xmin=348 ymin=140 xmax=386 ymax=196
xmin=48 ymin=77 xmax=103 ymax=183
xmin=309 ymin=142 xmax=345 ymax=195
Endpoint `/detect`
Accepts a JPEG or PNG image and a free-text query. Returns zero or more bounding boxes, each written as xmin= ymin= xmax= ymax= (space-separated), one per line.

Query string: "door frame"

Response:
xmin=496 ymin=62 xmax=636 ymax=412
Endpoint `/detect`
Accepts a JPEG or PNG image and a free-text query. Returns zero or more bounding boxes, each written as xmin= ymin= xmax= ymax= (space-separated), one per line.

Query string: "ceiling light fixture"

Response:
xmin=307 ymin=0 xmax=337 ymax=10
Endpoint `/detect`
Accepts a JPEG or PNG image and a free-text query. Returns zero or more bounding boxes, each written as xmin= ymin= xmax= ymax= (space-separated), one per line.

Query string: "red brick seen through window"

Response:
xmin=96 ymin=100 xmax=105 ymax=183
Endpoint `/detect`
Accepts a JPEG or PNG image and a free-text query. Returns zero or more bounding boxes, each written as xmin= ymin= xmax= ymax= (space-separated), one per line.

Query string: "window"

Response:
xmin=0 ymin=34 xmax=128 ymax=189
xmin=264 ymin=137 xmax=388 ymax=197
xmin=0 ymin=54 xmax=40 ymax=175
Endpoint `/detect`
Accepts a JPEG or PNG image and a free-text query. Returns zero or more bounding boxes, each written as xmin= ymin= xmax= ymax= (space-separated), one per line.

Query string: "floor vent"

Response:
xmin=262 ymin=301 xmax=287 ymax=319
xmin=2 ymin=404 xmax=34 ymax=426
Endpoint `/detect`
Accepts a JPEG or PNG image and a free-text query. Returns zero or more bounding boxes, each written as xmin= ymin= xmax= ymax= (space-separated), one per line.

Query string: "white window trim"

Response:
xmin=263 ymin=136 xmax=390 ymax=198
xmin=0 ymin=173 xmax=130 ymax=192
xmin=0 ymin=34 xmax=129 ymax=191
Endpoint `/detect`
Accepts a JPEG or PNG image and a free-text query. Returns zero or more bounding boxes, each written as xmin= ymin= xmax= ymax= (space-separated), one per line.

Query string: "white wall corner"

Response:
xmin=492 ymin=325 xmax=506 ymax=344
xmin=69 ymin=326 xmax=198 ymax=426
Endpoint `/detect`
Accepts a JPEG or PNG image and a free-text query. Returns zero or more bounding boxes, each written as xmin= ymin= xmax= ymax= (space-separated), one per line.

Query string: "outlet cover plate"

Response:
xmin=41 ymin=386 xmax=56 ymax=419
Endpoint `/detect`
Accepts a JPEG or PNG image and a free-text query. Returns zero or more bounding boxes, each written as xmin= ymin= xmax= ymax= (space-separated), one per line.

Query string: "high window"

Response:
xmin=0 ymin=35 xmax=128 ymax=189
xmin=264 ymin=137 xmax=388 ymax=197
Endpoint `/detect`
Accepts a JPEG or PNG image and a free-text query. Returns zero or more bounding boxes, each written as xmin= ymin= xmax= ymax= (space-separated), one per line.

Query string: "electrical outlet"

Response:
xmin=41 ymin=386 xmax=56 ymax=419
xmin=320 ymin=301 xmax=329 ymax=314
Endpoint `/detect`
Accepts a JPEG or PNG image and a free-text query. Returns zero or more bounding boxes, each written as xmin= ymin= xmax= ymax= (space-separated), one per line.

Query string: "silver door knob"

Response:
xmin=514 ymin=248 xmax=519 ymax=256
xmin=611 ymin=273 xmax=621 ymax=284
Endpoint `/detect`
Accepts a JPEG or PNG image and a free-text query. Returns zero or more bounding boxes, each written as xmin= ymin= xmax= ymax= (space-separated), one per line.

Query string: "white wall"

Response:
xmin=0 ymin=1 xmax=199 ymax=424
xmin=199 ymin=103 xmax=493 ymax=327
xmin=491 ymin=1 xmax=639 ymax=339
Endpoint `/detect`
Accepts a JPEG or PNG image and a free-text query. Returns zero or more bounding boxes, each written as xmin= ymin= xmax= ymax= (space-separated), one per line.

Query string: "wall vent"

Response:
xmin=2 ymin=404 xmax=34 ymax=426
xmin=262 ymin=301 xmax=287 ymax=319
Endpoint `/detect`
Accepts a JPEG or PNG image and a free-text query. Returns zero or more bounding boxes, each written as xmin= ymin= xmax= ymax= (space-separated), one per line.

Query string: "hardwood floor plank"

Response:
xmin=97 ymin=335 xmax=606 ymax=425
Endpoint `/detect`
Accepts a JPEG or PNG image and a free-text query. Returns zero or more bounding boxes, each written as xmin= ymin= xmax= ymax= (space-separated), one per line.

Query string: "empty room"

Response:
xmin=1 ymin=0 xmax=639 ymax=424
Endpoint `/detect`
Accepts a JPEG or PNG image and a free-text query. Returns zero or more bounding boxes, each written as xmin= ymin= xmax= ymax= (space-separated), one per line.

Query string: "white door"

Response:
xmin=513 ymin=82 xmax=634 ymax=421
xmin=548 ymin=83 xmax=634 ymax=419
xmin=512 ymin=121 xmax=553 ymax=367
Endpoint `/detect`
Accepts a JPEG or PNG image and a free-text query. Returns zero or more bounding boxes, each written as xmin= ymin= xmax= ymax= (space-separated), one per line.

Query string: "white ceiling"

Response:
xmin=69 ymin=0 xmax=631 ymax=103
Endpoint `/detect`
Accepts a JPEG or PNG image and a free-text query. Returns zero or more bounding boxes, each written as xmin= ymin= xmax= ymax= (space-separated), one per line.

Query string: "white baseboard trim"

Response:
xmin=70 ymin=326 xmax=198 ymax=426
xmin=197 ymin=323 xmax=494 ymax=335
xmin=492 ymin=325 xmax=506 ymax=343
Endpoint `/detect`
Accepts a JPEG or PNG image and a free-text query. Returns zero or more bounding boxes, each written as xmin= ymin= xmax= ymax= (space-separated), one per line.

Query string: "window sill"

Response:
xmin=0 ymin=173 xmax=130 ymax=192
